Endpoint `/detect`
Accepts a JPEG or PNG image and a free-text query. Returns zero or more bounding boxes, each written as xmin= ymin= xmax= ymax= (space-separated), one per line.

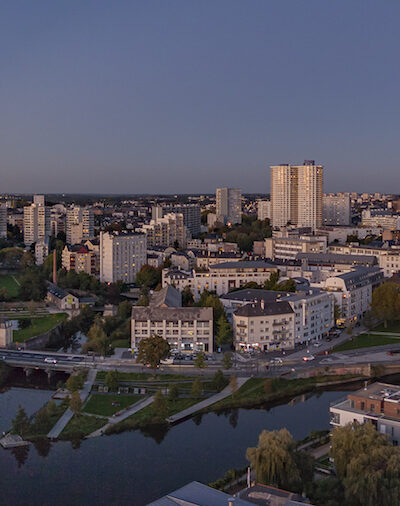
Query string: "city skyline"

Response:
xmin=1 ymin=0 xmax=400 ymax=194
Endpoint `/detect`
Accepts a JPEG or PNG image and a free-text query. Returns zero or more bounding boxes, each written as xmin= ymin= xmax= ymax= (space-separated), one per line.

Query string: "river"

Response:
xmin=0 ymin=384 xmax=348 ymax=506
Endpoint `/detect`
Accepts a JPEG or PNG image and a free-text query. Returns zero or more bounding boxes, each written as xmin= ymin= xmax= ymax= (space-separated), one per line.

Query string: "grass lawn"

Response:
xmin=0 ymin=274 xmax=20 ymax=298
xmin=332 ymin=333 xmax=400 ymax=352
xmin=13 ymin=313 xmax=68 ymax=342
xmin=111 ymin=338 xmax=130 ymax=349
xmin=59 ymin=414 xmax=107 ymax=440
xmin=373 ymin=322 xmax=400 ymax=333
xmin=83 ymin=393 xmax=142 ymax=416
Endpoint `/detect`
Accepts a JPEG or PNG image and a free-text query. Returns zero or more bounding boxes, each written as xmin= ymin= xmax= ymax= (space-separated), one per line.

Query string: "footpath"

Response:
xmin=167 ymin=377 xmax=249 ymax=423
xmin=47 ymin=369 xmax=97 ymax=439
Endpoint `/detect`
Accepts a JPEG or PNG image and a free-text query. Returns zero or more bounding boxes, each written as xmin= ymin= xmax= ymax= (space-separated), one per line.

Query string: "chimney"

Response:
xmin=53 ymin=249 xmax=57 ymax=284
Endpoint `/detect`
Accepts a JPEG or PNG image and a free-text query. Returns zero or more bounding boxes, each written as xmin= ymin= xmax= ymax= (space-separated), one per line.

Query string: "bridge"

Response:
xmin=0 ymin=349 xmax=94 ymax=374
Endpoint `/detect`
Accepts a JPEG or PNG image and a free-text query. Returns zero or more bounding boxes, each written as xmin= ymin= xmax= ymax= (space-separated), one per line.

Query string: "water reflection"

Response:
xmin=10 ymin=445 xmax=30 ymax=468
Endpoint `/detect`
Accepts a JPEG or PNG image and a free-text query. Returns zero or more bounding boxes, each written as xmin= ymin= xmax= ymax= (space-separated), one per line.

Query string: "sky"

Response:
xmin=1 ymin=0 xmax=399 ymax=194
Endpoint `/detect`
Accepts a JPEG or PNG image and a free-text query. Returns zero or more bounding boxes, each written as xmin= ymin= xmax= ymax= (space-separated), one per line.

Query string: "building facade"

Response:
xmin=66 ymin=206 xmax=94 ymax=245
xmin=100 ymin=231 xmax=147 ymax=283
xmin=271 ymin=161 xmax=323 ymax=231
xmin=216 ymin=187 xmax=242 ymax=225
xmin=23 ymin=195 xmax=50 ymax=246
xmin=0 ymin=204 xmax=7 ymax=239
xmin=62 ymin=244 xmax=99 ymax=275
xmin=141 ymin=213 xmax=188 ymax=248
xmin=257 ymin=200 xmax=271 ymax=221
xmin=323 ymin=194 xmax=351 ymax=226
xmin=264 ymin=235 xmax=327 ymax=261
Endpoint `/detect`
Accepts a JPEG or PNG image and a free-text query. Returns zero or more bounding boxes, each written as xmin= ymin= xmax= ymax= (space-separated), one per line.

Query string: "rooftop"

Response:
xmin=132 ymin=306 xmax=213 ymax=322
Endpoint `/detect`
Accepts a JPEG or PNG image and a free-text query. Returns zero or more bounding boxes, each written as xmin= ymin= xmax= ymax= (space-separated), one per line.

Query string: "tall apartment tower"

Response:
xmin=100 ymin=231 xmax=147 ymax=284
xmin=163 ymin=204 xmax=201 ymax=236
xmin=216 ymin=188 xmax=242 ymax=225
xmin=323 ymin=194 xmax=351 ymax=226
xmin=270 ymin=161 xmax=323 ymax=231
xmin=0 ymin=204 xmax=7 ymax=239
xmin=66 ymin=206 xmax=94 ymax=245
xmin=23 ymin=194 xmax=50 ymax=246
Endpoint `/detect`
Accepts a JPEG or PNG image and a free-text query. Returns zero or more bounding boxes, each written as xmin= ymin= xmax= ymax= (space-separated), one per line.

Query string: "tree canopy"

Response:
xmin=136 ymin=334 xmax=170 ymax=369
xmin=371 ymin=282 xmax=400 ymax=328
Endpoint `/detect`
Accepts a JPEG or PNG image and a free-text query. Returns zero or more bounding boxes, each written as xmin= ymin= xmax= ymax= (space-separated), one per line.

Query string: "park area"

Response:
xmin=13 ymin=313 xmax=68 ymax=342
xmin=83 ymin=394 xmax=142 ymax=417
xmin=332 ymin=333 xmax=400 ymax=352
xmin=0 ymin=274 xmax=21 ymax=298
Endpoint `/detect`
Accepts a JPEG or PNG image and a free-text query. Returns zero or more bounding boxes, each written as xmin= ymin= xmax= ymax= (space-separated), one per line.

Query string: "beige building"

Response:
xmin=264 ymin=235 xmax=327 ymax=261
xmin=66 ymin=206 xmax=94 ymax=245
xmin=131 ymin=286 xmax=213 ymax=353
xmin=271 ymin=161 xmax=323 ymax=231
xmin=100 ymin=231 xmax=147 ymax=283
xmin=23 ymin=195 xmax=50 ymax=246
xmin=0 ymin=318 xmax=13 ymax=347
xmin=257 ymin=200 xmax=271 ymax=221
xmin=140 ymin=213 xmax=188 ymax=248
xmin=62 ymin=244 xmax=99 ymax=276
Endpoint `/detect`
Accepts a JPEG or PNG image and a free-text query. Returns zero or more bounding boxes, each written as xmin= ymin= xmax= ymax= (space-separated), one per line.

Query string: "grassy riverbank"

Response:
xmin=59 ymin=414 xmax=107 ymax=440
xmin=13 ymin=313 xmax=68 ymax=342
xmin=332 ymin=333 xmax=400 ymax=352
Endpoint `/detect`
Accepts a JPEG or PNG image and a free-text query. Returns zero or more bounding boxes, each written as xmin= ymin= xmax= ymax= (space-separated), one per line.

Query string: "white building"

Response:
xmin=323 ymin=194 xmax=351 ymax=226
xmin=35 ymin=237 xmax=50 ymax=265
xmin=0 ymin=204 xmax=7 ymax=239
xmin=216 ymin=188 xmax=242 ymax=225
xmin=271 ymin=161 xmax=323 ymax=231
xmin=66 ymin=206 xmax=94 ymax=245
xmin=131 ymin=286 xmax=213 ymax=353
xmin=100 ymin=231 xmax=147 ymax=284
xmin=264 ymin=235 xmax=327 ymax=261
xmin=140 ymin=213 xmax=188 ymax=248
xmin=23 ymin=195 xmax=50 ymax=246
xmin=257 ymin=200 xmax=271 ymax=221
xmin=162 ymin=261 xmax=278 ymax=300
xmin=361 ymin=210 xmax=400 ymax=230
xmin=0 ymin=318 xmax=13 ymax=348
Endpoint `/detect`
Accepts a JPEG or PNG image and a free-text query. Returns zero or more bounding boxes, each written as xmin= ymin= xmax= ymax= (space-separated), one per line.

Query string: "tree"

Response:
xmin=213 ymin=370 xmax=226 ymax=391
xmin=167 ymin=384 xmax=179 ymax=403
xmin=346 ymin=323 xmax=353 ymax=335
xmin=246 ymin=428 xmax=313 ymax=492
xmin=153 ymin=391 xmax=168 ymax=418
xmin=12 ymin=405 xmax=29 ymax=436
xmin=105 ymin=370 xmax=120 ymax=391
xmin=0 ymin=286 xmax=10 ymax=301
xmin=222 ymin=352 xmax=233 ymax=370
xmin=182 ymin=286 xmax=194 ymax=306
xmin=135 ymin=265 xmax=162 ymax=289
xmin=69 ymin=391 xmax=82 ymax=415
xmin=136 ymin=334 xmax=170 ymax=369
xmin=194 ymin=352 xmax=207 ymax=369
xmin=136 ymin=294 xmax=149 ymax=306
xmin=363 ymin=310 xmax=376 ymax=331
xmin=229 ymin=375 xmax=238 ymax=396
xmin=18 ymin=318 xmax=31 ymax=330
xmin=66 ymin=374 xmax=83 ymax=393
xmin=371 ymin=282 xmax=400 ymax=328
xmin=334 ymin=303 xmax=341 ymax=322
xmin=117 ymin=300 xmax=132 ymax=320
xmin=191 ymin=378 xmax=203 ymax=399
xmin=216 ymin=314 xmax=233 ymax=348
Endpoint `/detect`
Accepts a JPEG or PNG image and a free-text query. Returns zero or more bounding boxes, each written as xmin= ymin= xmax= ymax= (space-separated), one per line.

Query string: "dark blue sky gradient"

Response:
xmin=1 ymin=0 xmax=399 ymax=193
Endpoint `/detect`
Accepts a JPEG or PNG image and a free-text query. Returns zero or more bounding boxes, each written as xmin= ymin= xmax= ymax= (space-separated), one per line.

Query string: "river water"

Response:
xmin=0 ymin=385 xmax=347 ymax=506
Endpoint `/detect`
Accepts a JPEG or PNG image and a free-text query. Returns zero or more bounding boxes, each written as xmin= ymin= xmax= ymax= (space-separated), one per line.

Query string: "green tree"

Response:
xmin=105 ymin=370 xmax=120 ymax=391
xmin=363 ymin=310 xmax=376 ymax=331
xmin=136 ymin=334 xmax=170 ymax=369
xmin=69 ymin=391 xmax=82 ymax=415
xmin=222 ymin=352 xmax=233 ymax=370
xmin=371 ymin=282 xmax=400 ymax=328
xmin=213 ymin=370 xmax=226 ymax=391
xmin=66 ymin=374 xmax=83 ymax=393
xmin=216 ymin=314 xmax=233 ymax=348
xmin=246 ymin=428 xmax=313 ymax=492
xmin=191 ymin=378 xmax=203 ymax=399
xmin=11 ymin=406 xmax=29 ymax=436
xmin=167 ymin=384 xmax=179 ymax=403
xmin=153 ymin=391 xmax=168 ymax=418
xmin=182 ymin=286 xmax=194 ymax=306
xmin=135 ymin=265 xmax=162 ymax=289
xmin=136 ymin=294 xmax=149 ymax=306
xmin=194 ymin=352 xmax=207 ymax=369
xmin=117 ymin=300 xmax=132 ymax=319
xmin=229 ymin=375 xmax=238 ymax=396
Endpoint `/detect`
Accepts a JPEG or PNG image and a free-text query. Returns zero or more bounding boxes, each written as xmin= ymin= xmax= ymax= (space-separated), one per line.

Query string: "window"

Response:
xmin=361 ymin=401 xmax=365 ymax=410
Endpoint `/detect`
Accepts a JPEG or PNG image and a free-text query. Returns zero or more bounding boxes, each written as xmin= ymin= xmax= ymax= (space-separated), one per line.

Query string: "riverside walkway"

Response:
xmin=167 ymin=377 xmax=249 ymax=424
xmin=87 ymin=395 xmax=155 ymax=438
xmin=47 ymin=369 xmax=97 ymax=439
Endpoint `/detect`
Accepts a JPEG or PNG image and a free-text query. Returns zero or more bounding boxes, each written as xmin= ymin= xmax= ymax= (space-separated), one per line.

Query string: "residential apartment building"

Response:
xmin=362 ymin=210 xmax=400 ymax=230
xmin=163 ymin=204 xmax=201 ymax=236
xmin=140 ymin=213 xmax=188 ymax=248
xmin=194 ymin=250 xmax=242 ymax=270
xmin=233 ymin=299 xmax=295 ymax=351
xmin=264 ymin=235 xmax=327 ymax=261
xmin=323 ymin=194 xmax=351 ymax=226
xmin=271 ymin=161 xmax=323 ymax=231
xmin=66 ymin=206 xmax=94 ymax=245
xmin=222 ymin=287 xmax=334 ymax=347
xmin=35 ymin=237 xmax=50 ymax=265
xmin=216 ymin=187 xmax=242 ymax=225
xmin=317 ymin=267 xmax=383 ymax=324
xmin=23 ymin=195 xmax=50 ymax=246
xmin=330 ymin=382 xmax=400 ymax=445
xmin=257 ymin=200 xmax=271 ymax=221
xmin=0 ymin=204 xmax=7 ymax=239
xmin=162 ymin=261 xmax=278 ymax=300
xmin=100 ymin=231 xmax=147 ymax=283
xmin=131 ymin=286 xmax=213 ymax=353
xmin=62 ymin=244 xmax=99 ymax=276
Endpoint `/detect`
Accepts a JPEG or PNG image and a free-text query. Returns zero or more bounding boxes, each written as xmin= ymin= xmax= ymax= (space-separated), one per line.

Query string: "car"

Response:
xmin=270 ymin=358 xmax=283 ymax=365
xmin=160 ymin=358 xmax=173 ymax=364
xmin=314 ymin=342 xmax=322 ymax=348
xmin=302 ymin=355 xmax=315 ymax=361
xmin=44 ymin=357 xmax=57 ymax=364
xmin=387 ymin=350 xmax=400 ymax=356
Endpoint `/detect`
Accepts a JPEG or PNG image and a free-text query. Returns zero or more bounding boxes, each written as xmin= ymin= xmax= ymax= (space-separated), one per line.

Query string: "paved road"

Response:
xmin=47 ymin=369 xmax=97 ymax=439
xmin=167 ymin=377 xmax=249 ymax=423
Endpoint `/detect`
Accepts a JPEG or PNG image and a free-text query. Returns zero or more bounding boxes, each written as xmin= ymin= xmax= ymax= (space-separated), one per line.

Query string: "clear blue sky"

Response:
xmin=1 ymin=0 xmax=399 ymax=194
